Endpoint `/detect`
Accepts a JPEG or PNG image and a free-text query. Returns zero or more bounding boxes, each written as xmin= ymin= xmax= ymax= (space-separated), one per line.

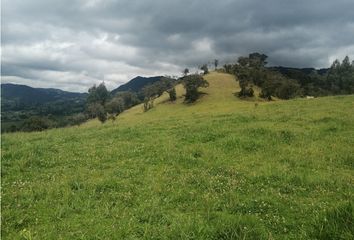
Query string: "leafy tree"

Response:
xmin=115 ymin=91 xmax=140 ymax=109
xmin=106 ymin=97 xmax=125 ymax=116
xmin=326 ymin=56 xmax=354 ymax=94
xmin=69 ymin=113 xmax=88 ymax=126
xmin=140 ymin=77 xmax=175 ymax=101
xmin=276 ymin=80 xmax=302 ymax=99
xmin=167 ymin=87 xmax=177 ymax=101
xmin=200 ymin=64 xmax=209 ymax=74
xmin=224 ymin=64 xmax=234 ymax=74
xmin=183 ymin=68 xmax=190 ymax=76
xmin=87 ymin=82 xmax=109 ymax=105
xmin=183 ymin=74 xmax=209 ymax=102
xmin=86 ymin=103 xmax=106 ymax=123
xmin=143 ymin=97 xmax=154 ymax=112
xmin=214 ymin=59 xmax=219 ymax=70
xmin=238 ymin=80 xmax=254 ymax=98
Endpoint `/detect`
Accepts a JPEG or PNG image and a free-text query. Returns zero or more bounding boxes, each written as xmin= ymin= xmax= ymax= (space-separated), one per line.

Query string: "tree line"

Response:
xmin=224 ymin=53 xmax=354 ymax=100
xmin=86 ymin=72 xmax=209 ymax=123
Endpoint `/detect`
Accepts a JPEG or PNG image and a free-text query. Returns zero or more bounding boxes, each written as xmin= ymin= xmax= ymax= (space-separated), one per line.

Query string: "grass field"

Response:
xmin=1 ymin=72 xmax=354 ymax=239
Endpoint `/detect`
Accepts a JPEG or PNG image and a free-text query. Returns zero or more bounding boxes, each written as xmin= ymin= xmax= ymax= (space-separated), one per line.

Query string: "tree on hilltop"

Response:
xmin=183 ymin=74 xmax=209 ymax=102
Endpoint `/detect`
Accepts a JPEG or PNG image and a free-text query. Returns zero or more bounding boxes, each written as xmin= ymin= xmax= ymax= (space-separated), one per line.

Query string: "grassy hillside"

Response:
xmin=2 ymin=72 xmax=354 ymax=239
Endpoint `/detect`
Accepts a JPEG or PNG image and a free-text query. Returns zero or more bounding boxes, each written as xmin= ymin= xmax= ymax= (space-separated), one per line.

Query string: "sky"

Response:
xmin=2 ymin=0 xmax=354 ymax=92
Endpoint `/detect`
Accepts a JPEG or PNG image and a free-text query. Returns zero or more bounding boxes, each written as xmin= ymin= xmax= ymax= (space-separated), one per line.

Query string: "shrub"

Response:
xmin=21 ymin=116 xmax=55 ymax=132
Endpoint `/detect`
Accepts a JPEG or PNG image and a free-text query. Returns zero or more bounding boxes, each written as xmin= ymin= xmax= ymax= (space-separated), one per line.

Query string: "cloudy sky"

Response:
xmin=2 ymin=0 xmax=354 ymax=92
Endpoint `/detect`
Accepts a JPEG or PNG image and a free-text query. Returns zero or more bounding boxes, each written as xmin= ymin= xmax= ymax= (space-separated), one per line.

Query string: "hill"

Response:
xmin=111 ymin=76 xmax=163 ymax=95
xmin=1 ymin=83 xmax=87 ymax=132
xmin=2 ymin=72 xmax=354 ymax=239
xmin=1 ymin=83 xmax=86 ymax=108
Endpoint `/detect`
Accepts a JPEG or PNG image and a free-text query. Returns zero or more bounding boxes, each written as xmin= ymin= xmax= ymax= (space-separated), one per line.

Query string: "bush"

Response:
xmin=21 ymin=116 xmax=55 ymax=132
xmin=69 ymin=113 xmax=88 ymax=126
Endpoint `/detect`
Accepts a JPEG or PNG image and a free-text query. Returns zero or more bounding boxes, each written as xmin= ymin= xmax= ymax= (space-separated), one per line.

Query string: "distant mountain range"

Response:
xmin=111 ymin=76 xmax=163 ymax=95
xmin=1 ymin=83 xmax=86 ymax=104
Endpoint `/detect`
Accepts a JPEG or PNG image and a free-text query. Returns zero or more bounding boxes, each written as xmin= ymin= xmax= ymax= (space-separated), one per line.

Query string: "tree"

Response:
xmin=87 ymin=82 xmax=109 ymax=105
xmin=224 ymin=64 xmax=234 ymax=74
xmin=115 ymin=91 xmax=140 ymax=109
xmin=86 ymin=82 xmax=109 ymax=123
xmin=106 ymin=97 xmax=125 ymax=116
xmin=183 ymin=74 xmax=209 ymax=102
xmin=140 ymin=77 xmax=175 ymax=102
xmin=183 ymin=68 xmax=190 ymax=76
xmin=143 ymin=97 xmax=154 ymax=112
xmin=238 ymin=79 xmax=254 ymax=98
xmin=214 ymin=59 xmax=219 ymax=70
xmin=70 ymin=113 xmax=88 ymax=126
xmin=167 ymin=87 xmax=177 ymax=101
xmin=86 ymin=103 xmax=106 ymax=123
xmin=326 ymin=56 xmax=354 ymax=94
xmin=200 ymin=64 xmax=209 ymax=74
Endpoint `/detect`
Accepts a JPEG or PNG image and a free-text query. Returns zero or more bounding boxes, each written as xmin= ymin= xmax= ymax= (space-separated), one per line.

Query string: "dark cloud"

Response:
xmin=2 ymin=0 xmax=354 ymax=92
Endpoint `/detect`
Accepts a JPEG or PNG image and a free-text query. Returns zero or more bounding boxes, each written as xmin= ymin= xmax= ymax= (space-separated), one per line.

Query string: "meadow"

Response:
xmin=2 ymin=72 xmax=354 ymax=239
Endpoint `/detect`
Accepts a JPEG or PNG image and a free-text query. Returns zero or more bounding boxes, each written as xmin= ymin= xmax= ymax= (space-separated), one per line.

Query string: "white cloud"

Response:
xmin=2 ymin=0 xmax=354 ymax=92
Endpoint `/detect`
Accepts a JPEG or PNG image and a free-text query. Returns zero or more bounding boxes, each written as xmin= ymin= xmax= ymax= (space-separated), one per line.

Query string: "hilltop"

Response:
xmin=111 ymin=76 xmax=164 ymax=95
xmin=2 ymin=72 xmax=354 ymax=239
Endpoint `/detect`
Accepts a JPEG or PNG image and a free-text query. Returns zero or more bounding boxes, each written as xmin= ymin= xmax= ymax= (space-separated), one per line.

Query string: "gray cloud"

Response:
xmin=2 ymin=0 xmax=354 ymax=92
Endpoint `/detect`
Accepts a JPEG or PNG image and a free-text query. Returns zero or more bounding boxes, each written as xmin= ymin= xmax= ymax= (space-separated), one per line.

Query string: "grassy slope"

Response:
xmin=2 ymin=72 xmax=354 ymax=239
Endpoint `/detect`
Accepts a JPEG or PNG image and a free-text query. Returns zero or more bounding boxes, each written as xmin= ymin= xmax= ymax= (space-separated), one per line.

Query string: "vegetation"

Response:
xmin=1 ymin=84 xmax=87 ymax=133
xmin=214 ymin=59 xmax=219 ymax=70
xmin=225 ymin=53 xmax=354 ymax=100
xmin=3 ymin=53 xmax=352 ymax=132
xmin=86 ymin=83 xmax=110 ymax=123
xmin=200 ymin=64 xmax=209 ymax=75
xmin=182 ymin=74 xmax=209 ymax=102
xmin=2 ymin=72 xmax=353 ymax=239
xmin=143 ymin=97 xmax=154 ymax=112
xmin=183 ymin=68 xmax=189 ymax=76
xmin=167 ymin=87 xmax=177 ymax=101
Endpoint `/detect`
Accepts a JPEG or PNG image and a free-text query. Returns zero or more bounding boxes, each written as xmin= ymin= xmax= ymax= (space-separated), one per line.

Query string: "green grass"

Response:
xmin=2 ymin=72 xmax=354 ymax=239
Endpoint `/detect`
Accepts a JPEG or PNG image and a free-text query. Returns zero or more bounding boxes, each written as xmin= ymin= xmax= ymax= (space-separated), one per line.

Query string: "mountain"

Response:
xmin=111 ymin=76 xmax=163 ymax=95
xmin=1 ymin=83 xmax=87 ymax=110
